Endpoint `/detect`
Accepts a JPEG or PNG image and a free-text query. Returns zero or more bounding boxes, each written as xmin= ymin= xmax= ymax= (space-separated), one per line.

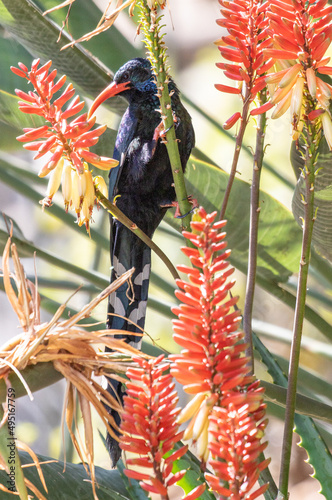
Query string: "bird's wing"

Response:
xmin=109 ymin=108 xmax=138 ymax=198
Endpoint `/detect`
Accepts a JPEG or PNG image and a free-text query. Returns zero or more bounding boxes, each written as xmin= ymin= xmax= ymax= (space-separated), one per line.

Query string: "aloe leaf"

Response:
xmin=273 ymin=353 xmax=332 ymax=403
xmin=292 ymin=137 xmax=332 ymax=262
xmin=253 ymin=319 xmax=332 ymax=359
xmin=171 ymin=444 xmax=215 ymax=499
xmin=0 ymin=89 xmax=45 ymax=130
xmin=36 ymin=0 xmax=143 ymax=68
xmin=0 ymin=0 xmax=125 ymax=112
xmin=116 ymin=460 xmax=149 ymax=500
xmin=261 ymin=381 xmax=332 ymax=424
xmin=0 ymin=362 xmax=62 ymax=403
xmin=0 ymin=451 xmax=130 ymax=499
xmin=167 ymin=158 xmax=302 ymax=283
xmin=254 ymin=331 xmax=332 ymax=499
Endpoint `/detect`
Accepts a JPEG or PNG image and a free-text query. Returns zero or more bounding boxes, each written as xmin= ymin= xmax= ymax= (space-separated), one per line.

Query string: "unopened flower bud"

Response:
xmin=71 ymin=170 xmax=82 ymax=217
xmin=84 ymin=169 xmax=95 ymax=213
xmin=290 ymin=76 xmax=304 ymax=128
xmin=46 ymin=157 xmax=64 ymax=200
xmin=321 ymin=112 xmax=332 ymax=149
xmin=93 ymin=175 xmax=108 ymax=199
xmin=61 ymin=160 xmax=72 ymax=211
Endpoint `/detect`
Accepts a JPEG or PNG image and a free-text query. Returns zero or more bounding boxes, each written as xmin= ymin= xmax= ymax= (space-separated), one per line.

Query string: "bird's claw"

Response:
xmin=153 ymin=114 xmax=181 ymax=143
xmin=160 ymin=195 xmax=199 ymax=218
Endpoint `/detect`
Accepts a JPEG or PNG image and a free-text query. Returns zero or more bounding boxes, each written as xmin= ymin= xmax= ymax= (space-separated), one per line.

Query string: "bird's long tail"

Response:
xmin=105 ymin=219 xmax=151 ymax=466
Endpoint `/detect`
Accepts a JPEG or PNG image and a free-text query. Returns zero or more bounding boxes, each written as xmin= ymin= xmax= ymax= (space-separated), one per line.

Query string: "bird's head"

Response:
xmin=88 ymin=58 xmax=155 ymax=117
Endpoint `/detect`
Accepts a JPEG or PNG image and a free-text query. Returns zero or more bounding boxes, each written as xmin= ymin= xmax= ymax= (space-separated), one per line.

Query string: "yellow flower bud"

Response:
xmin=93 ymin=175 xmax=108 ymax=199
xmin=71 ymin=170 xmax=82 ymax=217
xmin=46 ymin=157 xmax=64 ymax=199
xmin=290 ymin=76 xmax=304 ymax=128
xmin=61 ymin=159 xmax=72 ymax=211
xmin=177 ymin=392 xmax=207 ymax=424
xmin=321 ymin=112 xmax=332 ymax=149
xmin=84 ymin=169 xmax=95 ymax=214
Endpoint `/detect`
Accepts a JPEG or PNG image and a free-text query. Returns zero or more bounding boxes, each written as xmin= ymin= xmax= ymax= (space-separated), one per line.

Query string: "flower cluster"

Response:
xmin=170 ymin=207 xmax=269 ymax=499
xmin=215 ymin=0 xmax=273 ymax=129
xmin=262 ymin=0 xmax=332 ymax=143
xmin=11 ymin=59 xmax=116 ymax=231
xmin=120 ymin=355 xmax=206 ymax=500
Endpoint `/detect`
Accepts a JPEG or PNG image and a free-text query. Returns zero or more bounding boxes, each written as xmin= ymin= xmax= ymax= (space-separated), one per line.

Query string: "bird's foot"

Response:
xmin=160 ymin=195 xmax=199 ymax=218
xmin=153 ymin=121 xmax=167 ymax=143
xmin=153 ymin=114 xmax=181 ymax=145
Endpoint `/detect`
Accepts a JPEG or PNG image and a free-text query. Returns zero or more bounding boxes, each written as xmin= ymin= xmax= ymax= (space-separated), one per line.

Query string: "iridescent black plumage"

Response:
xmin=100 ymin=58 xmax=195 ymax=465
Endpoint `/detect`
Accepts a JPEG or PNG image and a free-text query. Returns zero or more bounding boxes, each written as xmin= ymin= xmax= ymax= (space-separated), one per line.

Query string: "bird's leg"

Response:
xmin=152 ymin=112 xmax=181 ymax=150
xmin=160 ymin=195 xmax=198 ymax=218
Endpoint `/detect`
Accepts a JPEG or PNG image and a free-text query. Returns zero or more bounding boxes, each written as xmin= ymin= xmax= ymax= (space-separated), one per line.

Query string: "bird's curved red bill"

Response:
xmin=88 ymin=80 xmax=131 ymax=118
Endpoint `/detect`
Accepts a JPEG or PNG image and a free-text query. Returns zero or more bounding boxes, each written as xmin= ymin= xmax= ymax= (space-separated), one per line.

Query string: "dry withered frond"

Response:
xmin=0 ymin=236 xmax=148 ymax=499
xmin=43 ymin=0 xmax=76 ymax=15
xmin=60 ymin=0 xmax=136 ymax=50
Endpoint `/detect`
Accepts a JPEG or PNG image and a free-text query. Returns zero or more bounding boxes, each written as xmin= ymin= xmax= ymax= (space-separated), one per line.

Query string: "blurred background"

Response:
xmin=0 ymin=0 xmax=331 ymax=498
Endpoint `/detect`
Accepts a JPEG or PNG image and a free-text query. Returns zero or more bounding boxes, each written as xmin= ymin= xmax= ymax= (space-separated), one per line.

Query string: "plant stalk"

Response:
xmin=138 ymin=1 xmax=192 ymax=230
xmin=219 ymin=88 xmax=251 ymax=220
xmin=278 ymin=136 xmax=316 ymax=497
xmin=94 ymin=187 xmax=179 ymax=280
xmin=243 ymin=91 xmax=267 ymax=373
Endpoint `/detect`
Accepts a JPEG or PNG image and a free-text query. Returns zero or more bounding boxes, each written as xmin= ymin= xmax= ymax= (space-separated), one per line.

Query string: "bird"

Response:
xmin=89 ymin=57 xmax=195 ymax=466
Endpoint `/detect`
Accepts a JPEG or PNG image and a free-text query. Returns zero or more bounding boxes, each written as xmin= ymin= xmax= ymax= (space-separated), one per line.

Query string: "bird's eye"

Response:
xmin=122 ymin=71 xmax=129 ymax=81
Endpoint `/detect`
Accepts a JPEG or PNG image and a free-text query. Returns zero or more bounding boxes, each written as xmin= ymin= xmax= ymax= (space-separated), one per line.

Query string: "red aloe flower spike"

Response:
xmin=205 ymin=398 xmax=269 ymax=500
xmin=12 ymin=59 xmax=119 ymax=232
xmin=120 ymin=355 xmax=203 ymax=500
xmin=256 ymin=0 xmax=332 ymax=145
xmin=216 ymin=0 xmax=273 ymax=126
xmin=170 ymin=206 xmax=269 ymax=497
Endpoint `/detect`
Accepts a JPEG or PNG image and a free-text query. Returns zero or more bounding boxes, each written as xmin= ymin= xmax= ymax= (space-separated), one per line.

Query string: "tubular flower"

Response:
xmin=170 ymin=207 xmax=269 ymax=498
xmin=215 ymin=0 xmax=274 ymax=128
xmin=259 ymin=0 xmax=332 ymax=142
xmin=205 ymin=386 xmax=270 ymax=500
xmin=11 ymin=59 xmax=118 ymax=231
xmin=120 ymin=355 xmax=205 ymax=500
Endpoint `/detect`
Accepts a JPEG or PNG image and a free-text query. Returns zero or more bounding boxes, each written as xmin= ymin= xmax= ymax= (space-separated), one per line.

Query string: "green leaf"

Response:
xmin=0 ymin=212 xmax=110 ymax=289
xmin=0 ymin=0 xmax=125 ymax=112
xmin=117 ymin=460 xmax=148 ymax=500
xmin=254 ymin=331 xmax=332 ymax=499
xmin=36 ymin=0 xmax=143 ymax=69
xmin=0 ymin=362 xmax=63 ymax=403
xmin=166 ymin=157 xmax=302 ymax=283
xmin=0 ymin=89 xmax=45 ymax=130
xmin=261 ymin=381 xmax=332 ymax=425
xmin=292 ymin=137 xmax=332 ymax=262
xmin=0 ymin=451 xmax=130 ymax=499
xmin=171 ymin=444 xmax=215 ymax=500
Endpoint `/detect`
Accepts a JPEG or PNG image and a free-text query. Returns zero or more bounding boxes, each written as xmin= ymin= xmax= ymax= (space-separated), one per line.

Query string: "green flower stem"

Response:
xmin=138 ymin=1 xmax=192 ymax=230
xmin=278 ymin=128 xmax=317 ymax=498
xmin=219 ymin=88 xmax=251 ymax=220
xmin=243 ymin=91 xmax=267 ymax=373
xmin=94 ymin=186 xmax=179 ymax=280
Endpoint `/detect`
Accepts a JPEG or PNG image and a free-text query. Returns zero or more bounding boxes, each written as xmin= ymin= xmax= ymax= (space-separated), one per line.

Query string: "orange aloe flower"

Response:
xmin=170 ymin=207 xmax=269 ymax=498
xmin=257 ymin=0 xmax=332 ymax=143
xmin=12 ymin=59 xmax=118 ymax=231
xmin=216 ymin=0 xmax=274 ymax=129
xmin=120 ymin=355 xmax=206 ymax=500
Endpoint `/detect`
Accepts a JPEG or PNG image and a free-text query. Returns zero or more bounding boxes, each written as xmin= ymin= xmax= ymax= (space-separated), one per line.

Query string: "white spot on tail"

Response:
xmin=113 ymin=255 xmax=127 ymax=277
xmin=109 ymin=294 xmax=126 ymax=317
xmin=134 ymin=263 xmax=151 ymax=285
